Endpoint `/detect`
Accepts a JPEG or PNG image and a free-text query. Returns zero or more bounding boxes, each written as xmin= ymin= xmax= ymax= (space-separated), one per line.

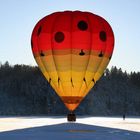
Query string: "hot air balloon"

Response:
xmin=31 ymin=11 xmax=114 ymax=121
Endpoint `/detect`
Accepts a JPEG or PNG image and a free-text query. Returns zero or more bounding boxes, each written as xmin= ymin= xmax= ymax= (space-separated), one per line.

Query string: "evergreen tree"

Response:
xmin=0 ymin=61 xmax=140 ymax=116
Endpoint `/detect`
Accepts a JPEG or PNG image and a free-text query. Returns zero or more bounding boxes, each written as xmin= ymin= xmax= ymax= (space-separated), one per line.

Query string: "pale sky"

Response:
xmin=0 ymin=0 xmax=140 ymax=72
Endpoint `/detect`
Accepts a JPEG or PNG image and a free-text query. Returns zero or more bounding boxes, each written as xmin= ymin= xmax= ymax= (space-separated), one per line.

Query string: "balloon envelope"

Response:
xmin=31 ymin=11 xmax=114 ymax=111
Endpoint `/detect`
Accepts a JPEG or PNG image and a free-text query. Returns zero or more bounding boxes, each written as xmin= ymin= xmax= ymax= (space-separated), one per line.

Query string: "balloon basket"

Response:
xmin=67 ymin=112 xmax=76 ymax=122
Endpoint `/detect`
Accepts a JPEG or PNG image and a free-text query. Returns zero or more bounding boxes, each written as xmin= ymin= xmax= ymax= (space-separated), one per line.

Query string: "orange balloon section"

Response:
xmin=31 ymin=11 xmax=114 ymax=111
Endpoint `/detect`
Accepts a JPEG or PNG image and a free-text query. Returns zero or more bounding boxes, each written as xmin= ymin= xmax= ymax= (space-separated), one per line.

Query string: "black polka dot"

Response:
xmin=78 ymin=20 xmax=88 ymax=31
xmin=109 ymin=55 xmax=112 ymax=60
xmin=55 ymin=32 xmax=64 ymax=43
xmin=31 ymin=40 xmax=33 ymax=48
xmin=79 ymin=49 xmax=85 ymax=56
xmin=40 ymin=51 xmax=45 ymax=56
xmin=99 ymin=31 xmax=107 ymax=41
xmin=37 ymin=26 xmax=42 ymax=36
xmin=98 ymin=51 xmax=103 ymax=57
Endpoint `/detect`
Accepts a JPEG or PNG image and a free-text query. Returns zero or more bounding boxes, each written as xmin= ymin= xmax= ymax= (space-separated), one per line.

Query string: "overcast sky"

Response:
xmin=0 ymin=0 xmax=140 ymax=72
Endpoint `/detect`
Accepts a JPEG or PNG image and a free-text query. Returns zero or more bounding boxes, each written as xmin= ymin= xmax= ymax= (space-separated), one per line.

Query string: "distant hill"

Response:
xmin=0 ymin=61 xmax=140 ymax=116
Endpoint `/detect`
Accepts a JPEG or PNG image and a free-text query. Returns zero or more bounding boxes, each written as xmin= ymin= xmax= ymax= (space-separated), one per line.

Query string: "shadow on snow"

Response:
xmin=0 ymin=123 xmax=139 ymax=140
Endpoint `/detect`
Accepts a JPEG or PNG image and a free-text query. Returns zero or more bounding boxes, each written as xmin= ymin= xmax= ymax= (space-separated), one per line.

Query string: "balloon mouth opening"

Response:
xmin=61 ymin=96 xmax=83 ymax=111
xmin=65 ymin=103 xmax=79 ymax=111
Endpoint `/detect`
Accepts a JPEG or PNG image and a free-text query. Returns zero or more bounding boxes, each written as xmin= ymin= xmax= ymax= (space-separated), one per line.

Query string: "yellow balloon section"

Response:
xmin=31 ymin=11 xmax=114 ymax=111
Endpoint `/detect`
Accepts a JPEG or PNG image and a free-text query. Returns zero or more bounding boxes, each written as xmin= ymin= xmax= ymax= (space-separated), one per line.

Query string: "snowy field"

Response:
xmin=0 ymin=116 xmax=140 ymax=140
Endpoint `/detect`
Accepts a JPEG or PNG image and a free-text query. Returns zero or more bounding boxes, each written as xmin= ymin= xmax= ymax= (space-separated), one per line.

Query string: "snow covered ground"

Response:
xmin=0 ymin=116 xmax=139 ymax=140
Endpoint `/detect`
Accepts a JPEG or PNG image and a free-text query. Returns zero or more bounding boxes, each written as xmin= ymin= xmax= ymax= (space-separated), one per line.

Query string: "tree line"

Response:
xmin=0 ymin=61 xmax=140 ymax=116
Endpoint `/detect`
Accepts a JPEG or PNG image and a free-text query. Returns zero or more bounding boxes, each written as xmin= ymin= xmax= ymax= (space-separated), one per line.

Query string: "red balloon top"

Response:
xmin=31 ymin=11 xmax=114 ymax=57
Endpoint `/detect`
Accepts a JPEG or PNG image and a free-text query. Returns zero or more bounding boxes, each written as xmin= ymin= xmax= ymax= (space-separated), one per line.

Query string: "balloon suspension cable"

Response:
xmin=58 ymin=77 xmax=60 ymax=87
xmin=71 ymin=78 xmax=74 ymax=87
xmin=49 ymin=78 xmax=51 ymax=84
xmin=83 ymin=77 xmax=88 ymax=87
xmin=92 ymin=78 xmax=95 ymax=84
